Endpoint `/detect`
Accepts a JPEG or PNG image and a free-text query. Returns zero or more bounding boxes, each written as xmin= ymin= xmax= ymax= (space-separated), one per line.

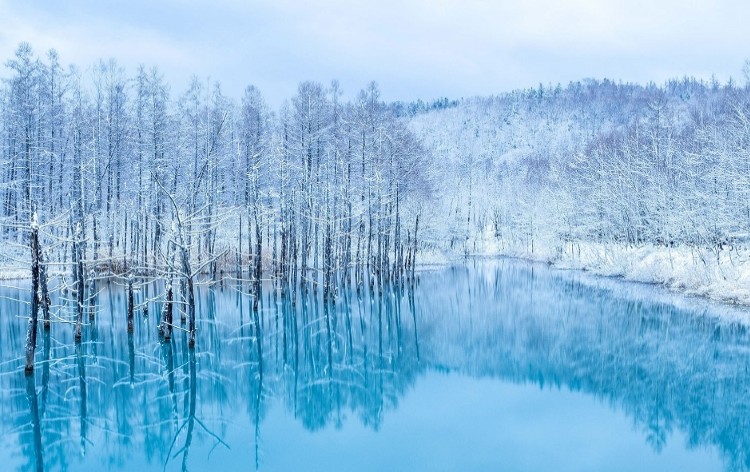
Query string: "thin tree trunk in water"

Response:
xmin=367 ymin=189 xmax=374 ymax=291
xmin=237 ymin=214 xmax=243 ymax=280
xmin=394 ymin=187 xmax=401 ymax=281
xmin=181 ymin=246 xmax=196 ymax=348
xmin=74 ymin=225 xmax=85 ymax=343
xmin=254 ymin=211 xmax=263 ymax=313
xmin=25 ymin=215 xmax=40 ymax=373
xmin=160 ymin=281 xmax=173 ymax=341
xmin=411 ymin=214 xmax=419 ymax=281
xmin=127 ymin=275 xmax=134 ymax=333
xmin=180 ymin=278 xmax=187 ymax=324
xmin=160 ymin=238 xmax=175 ymax=340
xmin=40 ymin=250 xmax=51 ymax=330
xmin=356 ymin=216 xmax=363 ymax=290
xmin=255 ymin=213 xmax=262 ymax=284
xmin=123 ymin=213 xmax=128 ymax=272
xmin=324 ymin=221 xmax=333 ymax=301
xmin=87 ymin=274 xmax=96 ymax=321
xmin=92 ymin=216 xmax=98 ymax=263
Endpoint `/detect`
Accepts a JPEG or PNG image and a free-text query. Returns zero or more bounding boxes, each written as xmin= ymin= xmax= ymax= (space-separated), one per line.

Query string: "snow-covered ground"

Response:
xmin=452 ymin=228 xmax=750 ymax=308
xmin=4 ymin=229 xmax=750 ymax=313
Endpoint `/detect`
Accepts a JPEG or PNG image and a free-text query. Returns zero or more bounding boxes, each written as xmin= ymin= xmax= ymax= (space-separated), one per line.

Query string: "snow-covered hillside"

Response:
xmin=409 ymin=79 xmax=750 ymax=304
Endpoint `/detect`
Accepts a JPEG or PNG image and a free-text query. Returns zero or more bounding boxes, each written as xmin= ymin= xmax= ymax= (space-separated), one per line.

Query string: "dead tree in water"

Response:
xmin=127 ymin=274 xmax=134 ymax=333
xmin=40 ymin=250 xmax=51 ymax=330
xmin=25 ymin=214 xmax=41 ymax=373
xmin=251 ymin=213 xmax=263 ymax=312
xmin=87 ymin=272 xmax=96 ymax=321
xmin=73 ymin=224 xmax=85 ymax=343
xmin=159 ymin=280 xmax=174 ymax=341
xmin=411 ymin=214 xmax=419 ymax=280
xmin=159 ymin=230 xmax=177 ymax=340
xmin=182 ymin=245 xmax=196 ymax=348
xmin=152 ymin=173 xmax=197 ymax=348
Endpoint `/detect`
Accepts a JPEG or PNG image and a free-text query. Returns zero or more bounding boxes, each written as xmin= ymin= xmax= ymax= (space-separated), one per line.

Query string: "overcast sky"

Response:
xmin=1 ymin=0 xmax=748 ymax=106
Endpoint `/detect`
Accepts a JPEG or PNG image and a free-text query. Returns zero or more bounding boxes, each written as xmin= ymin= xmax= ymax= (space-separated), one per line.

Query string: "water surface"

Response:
xmin=1 ymin=258 xmax=749 ymax=471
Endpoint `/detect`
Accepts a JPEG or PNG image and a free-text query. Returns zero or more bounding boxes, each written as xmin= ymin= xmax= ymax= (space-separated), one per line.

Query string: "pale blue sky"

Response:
xmin=1 ymin=0 xmax=748 ymax=106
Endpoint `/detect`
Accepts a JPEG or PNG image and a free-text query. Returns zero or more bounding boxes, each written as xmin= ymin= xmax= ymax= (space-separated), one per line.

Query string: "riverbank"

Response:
xmin=3 ymin=234 xmax=750 ymax=309
xmin=439 ymin=235 xmax=750 ymax=307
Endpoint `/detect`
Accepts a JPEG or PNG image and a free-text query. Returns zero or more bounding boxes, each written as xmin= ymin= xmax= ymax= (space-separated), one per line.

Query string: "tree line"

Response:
xmin=411 ymin=75 xmax=750 ymax=260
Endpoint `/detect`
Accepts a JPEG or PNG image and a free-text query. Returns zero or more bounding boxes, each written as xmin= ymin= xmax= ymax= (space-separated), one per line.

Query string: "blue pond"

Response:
xmin=1 ymin=258 xmax=749 ymax=471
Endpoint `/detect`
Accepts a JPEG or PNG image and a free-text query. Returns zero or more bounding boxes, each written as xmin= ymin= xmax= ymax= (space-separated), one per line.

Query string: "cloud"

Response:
xmin=0 ymin=0 xmax=748 ymax=106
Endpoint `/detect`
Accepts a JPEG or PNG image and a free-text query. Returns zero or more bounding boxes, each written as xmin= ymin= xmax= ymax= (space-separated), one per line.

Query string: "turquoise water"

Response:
xmin=1 ymin=258 xmax=749 ymax=471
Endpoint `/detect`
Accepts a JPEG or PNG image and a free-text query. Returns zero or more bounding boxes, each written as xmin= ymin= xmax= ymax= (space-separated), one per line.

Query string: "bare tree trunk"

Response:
xmin=25 ymin=216 xmax=40 ymax=373
xmin=40 ymin=250 xmax=51 ymax=330
xmin=181 ymin=245 xmax=196 ymax=348
xmin=411 ymin=214 xmax=419 ymax=281
xmin=160 ymin=280 xmax=173 ymax=341
xmin=127 ymin=274 xmax=134 ymax=333
xmin=73 ymin=224 xmax=85 ymax=343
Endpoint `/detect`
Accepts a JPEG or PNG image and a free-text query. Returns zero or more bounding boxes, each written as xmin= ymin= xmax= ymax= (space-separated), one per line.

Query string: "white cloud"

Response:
xmin=0 ymin=0 xmax=748 ymax=105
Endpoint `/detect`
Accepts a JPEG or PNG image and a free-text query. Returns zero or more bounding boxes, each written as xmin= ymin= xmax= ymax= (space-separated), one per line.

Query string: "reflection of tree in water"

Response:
xmin=1 ymin=260 xmax=750 ymax=471
xmin=283 ymin=283 xmax=420 ymax=433
xmin=0 ymin=276 xmax=422 ymax=471
xmin=418 ymin=260 xmax=750 ymax=472
xmin=24 ymin=372 xmax=43 ymax=472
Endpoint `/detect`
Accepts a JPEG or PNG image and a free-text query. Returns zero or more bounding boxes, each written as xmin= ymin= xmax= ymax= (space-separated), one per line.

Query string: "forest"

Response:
xmin=0 ymin=43 xmax=429 ymax=360
xmin=409 ymin=69 xmax=750 ymax=302
xmin=412 ymin=74 xmax=750 ymax=252
xmin=3 ymin=42 xmax=750 ymax=361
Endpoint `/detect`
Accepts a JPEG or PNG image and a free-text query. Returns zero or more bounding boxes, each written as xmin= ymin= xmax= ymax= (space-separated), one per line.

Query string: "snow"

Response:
xmin=0 ymin=269 xmax=32 ymax=281
xmin=451 ymin=227 xmax=750 ymax=310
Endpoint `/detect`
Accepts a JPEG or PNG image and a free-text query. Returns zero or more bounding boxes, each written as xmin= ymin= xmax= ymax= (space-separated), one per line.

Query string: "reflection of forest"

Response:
xmin=1 ymin=259 xmax=750 ymax=471
xmin=0 ymin=276 xmax=423 ymax=471
xmin=420 ymin=261 xmax=750 ymax=472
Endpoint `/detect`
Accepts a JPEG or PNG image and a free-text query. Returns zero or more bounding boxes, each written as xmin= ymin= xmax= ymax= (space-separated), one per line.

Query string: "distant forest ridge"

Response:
xmin=411 ymin=72 xmax=750 ymax=252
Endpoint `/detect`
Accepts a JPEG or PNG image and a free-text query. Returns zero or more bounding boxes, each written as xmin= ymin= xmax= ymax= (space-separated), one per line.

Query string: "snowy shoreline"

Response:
xmin=420 ymin=238 xmax=750 ymax=313
xmin=4 ymin=240 xmax=750 ymax=317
